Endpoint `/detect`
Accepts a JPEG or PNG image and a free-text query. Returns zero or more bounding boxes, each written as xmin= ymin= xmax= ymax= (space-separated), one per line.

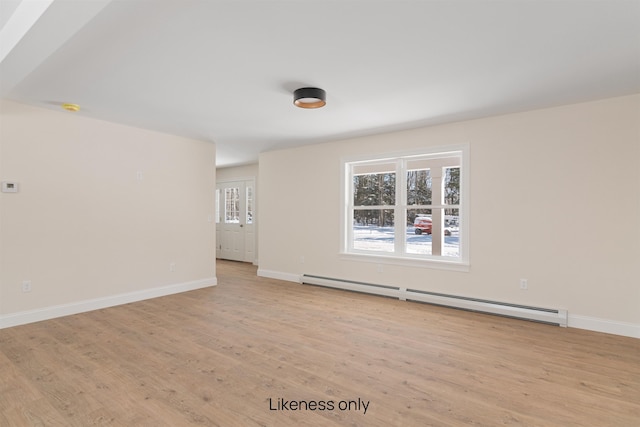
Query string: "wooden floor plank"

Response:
xmin=1 ymin=259 xmax=639 ymax=426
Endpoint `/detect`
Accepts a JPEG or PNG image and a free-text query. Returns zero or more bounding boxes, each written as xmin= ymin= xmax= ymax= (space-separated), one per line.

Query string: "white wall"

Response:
xmin=0 ymin=100 xmax=217 ymax=327
xmin=217 ymin=163 xmax=258 ymax=183
xmin=258 ymin=95 xmax=640 ymax=337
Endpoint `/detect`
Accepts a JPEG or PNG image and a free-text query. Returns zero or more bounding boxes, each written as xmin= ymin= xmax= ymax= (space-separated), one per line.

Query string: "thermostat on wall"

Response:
xmin=1 ymin=181 xmax=19 ymax=193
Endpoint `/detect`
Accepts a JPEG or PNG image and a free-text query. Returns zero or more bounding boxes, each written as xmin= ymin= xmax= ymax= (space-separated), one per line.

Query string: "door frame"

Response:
xmin=215 ymin=177 xmax=256 ymax=263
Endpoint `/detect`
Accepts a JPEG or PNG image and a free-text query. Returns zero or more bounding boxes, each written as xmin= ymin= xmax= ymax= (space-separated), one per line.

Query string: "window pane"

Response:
xmin=353 ymin=209 xmax=394 ymax=252
xmin=407 ymin=169 xmax=431 ymax=205
xmin=443 ymin=208 xmax=460 ymax=258
xmin=224 ymin=188 xmax=240 ymax=223
xmin=246 ymin=186 xmax=253 ymax=224
xmin=444 ymin=167 xmax=460 ymax=205
xmin=353 ymin=173 xmax=396 ymax=206
xmin=406 ymin=209 xmax=432 ymax=255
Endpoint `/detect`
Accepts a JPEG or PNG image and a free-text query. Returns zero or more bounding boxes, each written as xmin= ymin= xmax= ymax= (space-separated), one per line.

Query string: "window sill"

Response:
xmin=339 ymin=252 xmax=470 ymax=272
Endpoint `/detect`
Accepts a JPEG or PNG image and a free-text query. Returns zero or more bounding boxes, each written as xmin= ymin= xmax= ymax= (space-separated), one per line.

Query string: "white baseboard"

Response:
xmin=257 ymin=269 xmax=301 ymax=283
xmin=568 ymin=314 xmax=639 ymax=339
xmin=0 ymin=277 xmax=217 ymax=330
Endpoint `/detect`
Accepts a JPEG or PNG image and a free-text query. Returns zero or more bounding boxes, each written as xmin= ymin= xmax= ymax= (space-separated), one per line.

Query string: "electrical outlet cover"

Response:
xmin=2 ymin=181 xmax=19 ymax=193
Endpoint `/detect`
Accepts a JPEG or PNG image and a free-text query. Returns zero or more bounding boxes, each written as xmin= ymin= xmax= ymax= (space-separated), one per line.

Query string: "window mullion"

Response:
xmin=431 ymin=167 xmax=443 ymax=256
xmin=396 ymin=159 xmax=406 ymax=254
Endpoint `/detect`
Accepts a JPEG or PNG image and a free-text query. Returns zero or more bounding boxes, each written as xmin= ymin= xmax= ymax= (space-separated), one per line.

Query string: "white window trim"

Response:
xmin=340 ymin=144 xmax=470 ymax=271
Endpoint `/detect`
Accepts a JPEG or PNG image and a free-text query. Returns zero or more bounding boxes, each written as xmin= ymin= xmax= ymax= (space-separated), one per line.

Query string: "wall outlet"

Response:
xmin=377 ymin=264 xmax=384 ymax=273
xmin=300 ymin=256 xmax=305 ymax=264
xmin=22 ymin=280 xmax=31 ymax=293
xmin=169 ymin=262 xmax=176 ymax=272
xmin=2 ymin=181 xmax=19 ymax=193
xmin=520 ymin=279 xmax=528 ymax=290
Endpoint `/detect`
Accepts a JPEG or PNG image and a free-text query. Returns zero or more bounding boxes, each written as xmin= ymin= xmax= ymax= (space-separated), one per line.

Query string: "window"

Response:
xmin=224 ymin=187 xmax=240 ymax=223
xmin=343 ymin=146 xmax=468 ymax=268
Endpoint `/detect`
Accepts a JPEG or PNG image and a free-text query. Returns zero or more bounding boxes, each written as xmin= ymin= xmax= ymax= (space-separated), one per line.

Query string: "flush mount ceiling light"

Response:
xmin=293 ymin=87 xmax=326 ymax=109
xmin=61 ymin=103 xmax=80 ymax=112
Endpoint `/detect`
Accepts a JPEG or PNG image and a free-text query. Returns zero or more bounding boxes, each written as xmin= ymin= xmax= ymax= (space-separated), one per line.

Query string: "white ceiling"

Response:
xmin=1 ymin=0 xmax=639 ymax=167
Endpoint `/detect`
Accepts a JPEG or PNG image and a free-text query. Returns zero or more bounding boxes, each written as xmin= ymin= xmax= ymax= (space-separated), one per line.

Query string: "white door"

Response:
xmin=216 ymin=180 xmax=255 ymax=262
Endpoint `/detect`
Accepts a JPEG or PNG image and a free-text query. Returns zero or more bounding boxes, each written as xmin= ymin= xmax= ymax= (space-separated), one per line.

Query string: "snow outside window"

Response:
xmin=343 ymin=146 xmax=468 ymax=268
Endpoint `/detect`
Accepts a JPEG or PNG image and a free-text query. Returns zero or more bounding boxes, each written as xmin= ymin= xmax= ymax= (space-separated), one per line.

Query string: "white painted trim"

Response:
xmin=0 ymin=277 xmax=217 ymax=330
xmin=256 ymin=269 xmax=301 ymax=283
xmin=217 ymin=176 xmax=255 ymax=183
xmin=341 ymin=143 xmax=470 ymax=164
xmin=568 ymin=314 xmax=640 ymax=339
xmin=339 ymin=252 xmax=470 ymax=272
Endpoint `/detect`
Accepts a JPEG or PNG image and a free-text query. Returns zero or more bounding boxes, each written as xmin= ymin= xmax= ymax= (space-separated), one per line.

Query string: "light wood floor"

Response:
xmin=1 ymin=260 xmax=639 ymax=426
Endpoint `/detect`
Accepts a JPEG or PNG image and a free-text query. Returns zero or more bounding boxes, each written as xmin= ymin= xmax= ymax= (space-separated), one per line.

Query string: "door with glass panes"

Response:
xmin=215 ymin=180 xmax=255 ymax=262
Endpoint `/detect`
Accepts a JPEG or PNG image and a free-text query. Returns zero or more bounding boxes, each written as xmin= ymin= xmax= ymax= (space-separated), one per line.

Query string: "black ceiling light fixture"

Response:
xmin=293 ymin=87 xmax=326 ymax=109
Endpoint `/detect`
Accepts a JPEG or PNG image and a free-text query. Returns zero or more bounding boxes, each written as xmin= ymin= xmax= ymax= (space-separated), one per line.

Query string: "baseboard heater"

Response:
xmin=300 ymin=274 xmax=568 ymax=327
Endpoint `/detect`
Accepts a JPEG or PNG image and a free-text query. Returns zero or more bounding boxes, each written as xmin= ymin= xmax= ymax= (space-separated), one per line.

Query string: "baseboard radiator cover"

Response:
xmin=300 ymin=274 xmax=402 ymax=299
xmin=300 ymin=274 xmax=568 ymax=327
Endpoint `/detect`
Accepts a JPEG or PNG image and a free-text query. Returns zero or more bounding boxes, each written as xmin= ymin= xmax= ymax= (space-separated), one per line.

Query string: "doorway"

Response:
xmin=215 ymin=179 xmax=255 ymax=263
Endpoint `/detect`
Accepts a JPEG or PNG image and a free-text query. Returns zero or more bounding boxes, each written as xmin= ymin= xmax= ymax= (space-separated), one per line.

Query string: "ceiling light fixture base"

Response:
xmin=62 ymin=103 xmax=80 ymax=112
xmin=294 ymin=87 xmax=326 ymax=109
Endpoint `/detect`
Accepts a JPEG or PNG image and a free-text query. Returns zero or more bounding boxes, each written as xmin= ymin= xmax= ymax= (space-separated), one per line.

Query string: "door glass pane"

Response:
xmin=246 ymin=186 xmax=253 ymax=224
xmin=225 ymin=188 xmax=240 ymax=223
